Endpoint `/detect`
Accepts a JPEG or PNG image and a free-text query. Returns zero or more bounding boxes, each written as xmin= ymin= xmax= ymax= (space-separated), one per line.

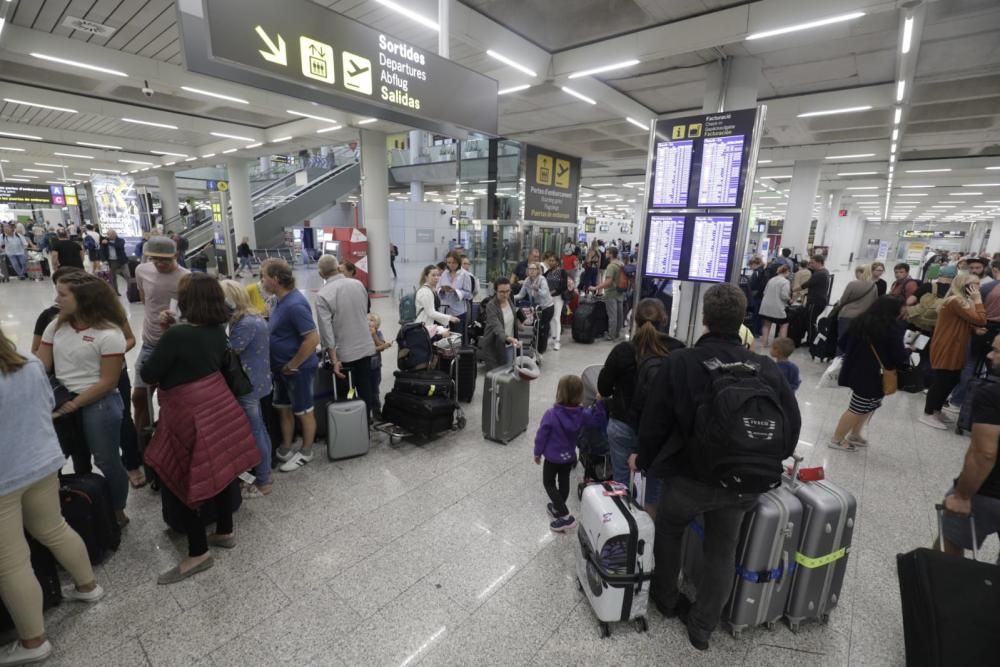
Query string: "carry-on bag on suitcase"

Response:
xmin=327 ymin=369 xmax=370 ymax=460
xmin=784 ymin=468 xmax=856 ymax=631
xmin=897 ymin=506 xmax=1000 ymax=666
xmin=576 ymin=481 xmax=655 ymax=638
xmin=392 ymin=369 xmax=454 ymax=399
xmin=59 ymin=472 xmax=122 ymax=565
xmin=482 ymin=350 xmax=530 ymax=444
xmin=572 ymin=295 xmax=608 ymax=344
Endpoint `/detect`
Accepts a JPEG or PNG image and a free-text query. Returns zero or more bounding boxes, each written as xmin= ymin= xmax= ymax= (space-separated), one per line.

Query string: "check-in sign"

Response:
xmin=177 ymin=0 xmax=499 ymax=137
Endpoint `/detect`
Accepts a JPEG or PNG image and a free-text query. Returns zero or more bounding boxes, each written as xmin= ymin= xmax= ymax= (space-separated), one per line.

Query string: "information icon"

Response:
xmin=300 ymin=36 xmax=335 ymax=84
xmin=342 ymin=51 xmax=373 ymax=95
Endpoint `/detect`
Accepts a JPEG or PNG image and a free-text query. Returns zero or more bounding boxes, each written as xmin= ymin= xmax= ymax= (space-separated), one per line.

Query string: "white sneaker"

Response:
xmin=919 ymin=414 xmax=948 ymax=431
xmin=938 ymin=410 xmax=957 ymax=424
xmin=844 ymin=433 xmax=869 ymax=447
xmin=0 ymin=640 xmax=52 ymax=666
xmin=553 ymin=341 xmax=561 ymax=351
xmin=63 ymin=583 xmax=105 ymax=603
xmin=274 ymin=444 xmax=299 ymax=462
xmin=279 ymin=450 xmax=313 ymax=472
xmin=941 ymin=403 xmax=961 ymax=417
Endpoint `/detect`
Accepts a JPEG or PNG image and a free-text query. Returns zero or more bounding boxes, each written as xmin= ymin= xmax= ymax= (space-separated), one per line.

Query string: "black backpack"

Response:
xmin=627 ymin=353 xmax=668 ymax=429
xmin=689 ymin=358 xmax=789 ymax=493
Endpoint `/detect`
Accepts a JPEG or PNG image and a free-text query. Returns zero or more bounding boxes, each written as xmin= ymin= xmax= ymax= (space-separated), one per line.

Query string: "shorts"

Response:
xmin=132 ymin=343 xmax=157 ymax=390
xmin=848 ymin=392 xmax=883 ymax=415
xmin=942 ymin=487 xmax=1000 ymax=550
xmin=272 ymin=370 xmax=315 ymax=415
xmin=761 ymin=316 xmax=787 ymax=326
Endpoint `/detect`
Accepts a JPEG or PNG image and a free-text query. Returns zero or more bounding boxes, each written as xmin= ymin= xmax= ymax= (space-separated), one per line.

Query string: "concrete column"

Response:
xmin=361 ymin=128 xmax=391 ymax=292
xmin=409 ymin=180 xmax=424 ymax=202
xmin=782 ymin=160 xmax=821 ymax=259
xmin=827 ymin=208 xmax=863 ymax=271
xmin=226 ymin=159 xmax=255 ymax=248
xmin=986 ymin=218 xmax=1000 ymax=256
xmin=815 ymin=190 xmax=842 ymax=249
xmin=409 ymin=130 xmax=425 ymax=201
xmin=155 ymin=170 xmax=180 ymax=224
xmin=438 ymin=0 xmax=449 ymax=58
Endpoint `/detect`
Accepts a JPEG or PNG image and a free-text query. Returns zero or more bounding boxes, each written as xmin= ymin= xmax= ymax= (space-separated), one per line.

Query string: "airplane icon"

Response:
xmin=347 ymin=60 xmax=369 ymax=78
xmin=342 ymin=51 xmax=372 ymax=95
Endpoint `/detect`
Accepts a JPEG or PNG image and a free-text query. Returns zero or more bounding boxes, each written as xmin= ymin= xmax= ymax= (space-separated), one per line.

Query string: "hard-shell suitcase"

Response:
xmin=392 ymin=369 xmax=454 ymax=399
xmin=382 ymin=391 xmax=454 ymax=437
xmin=327 ymin=370 xmax=370 ymax=460
xmin=725 ymin=485 xmax=803 ymax=636
xmin=451 ymin=345 xmax=477 ymax=403
xmin=126 ymin=278 xmax=141 ymax=303
xmin=576 ymin=481 xmax=655 ymax=637
xmin=27 ymin=259 xmax=43 ymax=281
xmin=59 ymin=472 xmax=122 ymax=565
xmin=785 ymin=305 xmax=808 ymax=347
xmin=784 ymin=474 xmax=856 ymax=631
xmin=897 ymin=506 xmax=1000 ymax=667
xmin=482 ymin=355 xmax=530 ymax=444
xmin=572 ymin=296 xmax=608 ymax=344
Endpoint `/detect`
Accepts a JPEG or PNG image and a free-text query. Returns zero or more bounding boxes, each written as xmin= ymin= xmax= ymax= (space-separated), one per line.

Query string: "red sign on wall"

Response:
xmin=838 ymin=209 xmax=848 ymax=217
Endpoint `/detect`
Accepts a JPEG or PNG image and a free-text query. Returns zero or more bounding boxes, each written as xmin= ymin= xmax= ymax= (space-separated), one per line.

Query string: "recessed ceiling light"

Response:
xmin=4 ymin=98 xmax=77 ymax=113
xmin=22 ymin=168 xmax=54 ymax=173
xmin=29 ymin=52 xmax=128 ymax=77
xmin=76 ymin=141 xmax=122 ymax=150
xmin=34 ymin=162 xmax=65 ymax=168
xmin=180 ymin=86 xmax=249 ymax=104
xmin=625 ymin=117 xmax=649 ymax=130
xmin=901 ymin=16 xmax=914 ymax=54
xmin=900 ymin=185 xmax=934 ymax=189
xmin=905 ymin=168 xmax=951 ymax=173
xmin=245 ymin=142 xmax=263 ymax=148
xmin=568 ymin=59 xmax=640 ymax=79
xmin=222 ymin=148 xmax=238 ymax=154
xmin=0 ymin=131 xmax=43 ymax=140
xmin=560 ymin=87 xmax=597 ymax=105
xmin=271 ymin=136 xmax=292 ymax=143
xmin=90 ymin=167 xmax=122 ymax=173
xmin=357 ymin=118 xmax=378 ymax=125
xmin=150 ymin=150 xmax=189 ymax=157
xmin=72 ymin=172 xmax=90 ymax=177
xmin=954 ymin=192 xmax=982 ymax=195
xmin=210 ymin=131 xmax=255 ymax=141
xmin=317 ymin=126 xmax=342 ymax=134
xmin=837 ymin=171 xmax=879 ymax=176
xmin=847 ymin=186 xmax=879 ymax=190
xmin=373 ymin=0 xmax=439 ymax=31
xmin=7 ymin=178 xmax=33 ymax=182
xmin=200 ymin=153 xmax=216 ymax=159
xmin=745 ymin=11 xmax=866 ymax=40
xmin=122 ymin=118 xmax=178 ymax=130
xmin=498 ymin=84 xmax=531 ymax=95
xmin=118 ymin=159 xmax=153 ymax=165
xmin=486 ymin=50 xmax=538 ymax=77
xmin=963 ymin=183 xmax=1000 ymax=187
xmin=825 ymin=153 xmax=876 ymax=160
xmin=286 ymin=110 xmax=339 ymax=124
xmin=896 ymin=80 xmax=906 ymax=102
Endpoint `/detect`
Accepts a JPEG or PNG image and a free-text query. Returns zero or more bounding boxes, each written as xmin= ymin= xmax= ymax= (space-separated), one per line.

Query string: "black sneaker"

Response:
xmin=652 ymin=592 xmax=692 ymax=619
xmin=546 ymin=502 xmax=558 ymax=518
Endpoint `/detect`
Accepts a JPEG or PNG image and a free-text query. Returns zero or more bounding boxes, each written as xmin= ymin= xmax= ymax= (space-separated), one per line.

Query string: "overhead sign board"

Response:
xmin=177 ymin=0 xmax=499 ymax=137
xmin=0 ymin=183 xmax=74 ymax=206
xmin=524 ymin=145 xmax=581 ymax=223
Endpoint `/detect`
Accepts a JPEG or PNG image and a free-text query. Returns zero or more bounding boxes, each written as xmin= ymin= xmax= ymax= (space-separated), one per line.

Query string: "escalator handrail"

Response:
xmin=251 ymin=162 xmax=359 ymax=221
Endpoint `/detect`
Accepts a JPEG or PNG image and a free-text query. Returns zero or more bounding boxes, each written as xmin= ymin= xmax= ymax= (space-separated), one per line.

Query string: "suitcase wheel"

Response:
xmin=598 ymin=622 xmax=610 ymax=639
xmin=821 ymin=613 xmax=830 ymax=624
xmin=955 ymin=425 xmax=964 ymax=435
xmin=634 ymin=617 xmax=648 ymax=633
xmin=455 ymin=415 xmax=467 ymax=430
xmin=788 ymin=621 xmax=800 ymax=633
xmin=765 ymin=621 xmax=776 ymax=631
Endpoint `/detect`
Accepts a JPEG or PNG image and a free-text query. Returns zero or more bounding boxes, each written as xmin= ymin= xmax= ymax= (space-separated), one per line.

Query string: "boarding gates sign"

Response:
xmin=177 ymin=0 xmax=499 ymax=137
xmin=523 ymin=145 xmax=581 ymax=223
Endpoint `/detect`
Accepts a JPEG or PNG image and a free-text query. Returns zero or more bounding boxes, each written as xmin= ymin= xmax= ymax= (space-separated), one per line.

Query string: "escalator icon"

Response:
xmin=342 ymin=51 xmax=372 ymax=95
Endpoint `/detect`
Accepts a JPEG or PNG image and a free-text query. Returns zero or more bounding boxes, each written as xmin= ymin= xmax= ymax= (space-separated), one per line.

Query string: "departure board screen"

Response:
xmin=651 ymin=140 xmax=692 ymax=207
xmin=687 ymin=216 xmax=735 ymax=283
xmin=697 ymin=135 xmax=744 ymax=207
xmin=644 ymin=216 xmax=685 ymax=278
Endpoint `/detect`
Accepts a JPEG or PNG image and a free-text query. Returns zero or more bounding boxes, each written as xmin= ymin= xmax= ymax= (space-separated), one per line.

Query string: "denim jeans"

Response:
xmin=607 ymin=418 xmax=636 ymax=487
xmin=239 ymin=394 xmax=273 ymax=486
xmin=81 ymin=392 xmax=128 ymax=511
xmin=605 ymin=295 xmax=624 ymax=340
xmin=653 ymin=475 xmax=757 ymax=639
xmin=238 ymin=256 xmax=253 ymax=273
xmin=6 ymin=254 xmax=27 ymax=277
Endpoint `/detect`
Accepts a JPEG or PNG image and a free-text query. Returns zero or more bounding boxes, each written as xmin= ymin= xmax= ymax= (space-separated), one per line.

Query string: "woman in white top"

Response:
xmin=479 ymin=277 xmax=521 ymax=370
xmin=758 ymin=264 xmax=792 ymax=347
xmin=514 ymin=262 xmax=555 ymax=357
xmin=438 ymin=251 xmax=473 ymax=335
xmin=415 ymin=265 xmax=458 ymax=330
xmin=36 ymin=272 xmax=130 ymax=525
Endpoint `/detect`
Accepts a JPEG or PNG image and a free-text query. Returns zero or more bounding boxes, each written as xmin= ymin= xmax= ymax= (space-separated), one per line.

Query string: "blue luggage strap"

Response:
xmin=735 ymin=561 xmax=797 ymax=584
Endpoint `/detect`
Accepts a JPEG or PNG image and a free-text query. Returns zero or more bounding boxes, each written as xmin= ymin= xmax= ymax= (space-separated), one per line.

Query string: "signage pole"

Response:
xmin=219 ymin=190 xmax=236 ymax=278
xmin=631 ymin=119 xmax=659 ymax=337
xmin=730 ymin=104 xmax=767 ymax=287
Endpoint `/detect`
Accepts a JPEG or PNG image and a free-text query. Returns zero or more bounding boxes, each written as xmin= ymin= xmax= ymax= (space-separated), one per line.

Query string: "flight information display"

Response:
xmin=651 ymin=140 xmax=692 ymax=207
xmin=644 ymin=215 xmax=685 ymax=278
xmin=687 ymin=216 xmax=735 ymax=283
xmin=697 ymin=135 xmax=744 ymax=207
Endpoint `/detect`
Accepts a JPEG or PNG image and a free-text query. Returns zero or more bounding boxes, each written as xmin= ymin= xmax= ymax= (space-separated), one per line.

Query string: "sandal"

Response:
xmin=241 ymin=484 xmax=272 ymax=499
xmin=128 ymin=469 xmax=148 ymax=489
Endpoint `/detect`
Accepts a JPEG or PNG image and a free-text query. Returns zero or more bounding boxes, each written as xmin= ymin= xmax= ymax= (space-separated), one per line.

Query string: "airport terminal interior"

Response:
xmin=2 ymin=0 xmax=1000 ymax=665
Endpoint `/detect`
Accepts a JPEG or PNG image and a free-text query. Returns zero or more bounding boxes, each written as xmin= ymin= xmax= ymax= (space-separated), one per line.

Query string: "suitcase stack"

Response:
xmin=572 ymin=295 xmax=608 ymax=344
xmin=576 ymin=481 xmax=655 ymax=638
xmin=482 ymin=355 xmax=530 ymax=444
xmin=381 ymin=369 xmax=458 ymax=438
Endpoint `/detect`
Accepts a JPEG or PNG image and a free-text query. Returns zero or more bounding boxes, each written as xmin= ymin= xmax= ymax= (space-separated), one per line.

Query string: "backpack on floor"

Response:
xmin=688 ymin=358 xmax=789 ymax=493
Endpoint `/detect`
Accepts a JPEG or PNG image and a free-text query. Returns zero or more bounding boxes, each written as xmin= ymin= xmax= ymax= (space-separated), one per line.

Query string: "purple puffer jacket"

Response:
xmin=533 ymin=401 xmax=608 ymax=464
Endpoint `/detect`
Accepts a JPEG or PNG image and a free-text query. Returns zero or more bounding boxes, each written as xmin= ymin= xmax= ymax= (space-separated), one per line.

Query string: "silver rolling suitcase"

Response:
xmin=327 ymin=370 xmax=370 ymax=461
xmin=481 ymin=352 xmax=530 ymax=444
xmin=784 ymin=466 xmax=856 ymax=631
xmin=725 ymin=484 xmax=803 ymax=636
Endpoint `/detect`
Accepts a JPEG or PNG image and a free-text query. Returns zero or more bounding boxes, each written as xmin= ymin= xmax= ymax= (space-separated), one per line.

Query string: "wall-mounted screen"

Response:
xmin=644 ymin=215 xmax=686 ymax=279
xmin=697 ymin=135 xmax=744 ymax=207
xmin=641 ymin=213 xmax=740 ymax=284
xmin=651 ymin=140 xmax=692 ymax=207
xmin=687 ymin=216 xmax=735 ymax=283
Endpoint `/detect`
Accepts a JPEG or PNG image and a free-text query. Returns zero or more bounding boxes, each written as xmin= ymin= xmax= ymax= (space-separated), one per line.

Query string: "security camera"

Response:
xmin=141 ymin=80 xmax=154 ymax=98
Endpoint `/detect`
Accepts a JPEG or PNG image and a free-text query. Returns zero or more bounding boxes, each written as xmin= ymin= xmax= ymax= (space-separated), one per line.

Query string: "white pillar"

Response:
xmin=438 ymin=0 xmax=449 ymax=58
xmin=815 ymin=190 xmax=842 ymax=249
xmin=410 ymin=180 xmax=424 ymax=202
xmin=226 ymin=159 xmax=255 ymax=248
xmin=361 ymin=128 xmax=392 ymax=292
xmin=156 ymin=170 xmax=180 ymax=224
xmin=986 ymin=218 xmax=1000 ymax=256
xmin=782 ymin=160 xmax=821 ymax=258
xmin=409 ymin=129 xmax=424 ymax=201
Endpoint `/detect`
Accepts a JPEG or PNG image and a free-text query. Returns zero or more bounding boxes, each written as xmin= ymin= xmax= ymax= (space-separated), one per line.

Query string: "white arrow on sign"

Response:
xmin=254 ymin=25 xmax=287 ymax=66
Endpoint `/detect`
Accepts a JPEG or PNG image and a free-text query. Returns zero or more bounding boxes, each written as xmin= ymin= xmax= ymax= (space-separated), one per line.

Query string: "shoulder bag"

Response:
xmin=870 ymin=343 xmax=897 ymax=396
xmin=221 ymin=347 xmax=253 ymax=397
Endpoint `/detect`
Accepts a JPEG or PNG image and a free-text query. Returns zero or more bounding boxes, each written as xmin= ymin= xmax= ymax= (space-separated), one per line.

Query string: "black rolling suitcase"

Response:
xmin=59 ymin=473 xmax=121 ymax=565
xmin=451 ymin=306 xmax=477 ymax=403
xmin=809 ymin=316 xmax=838 ymax=361
xmin=393 ymin=369 xmax=454 ymax=398
xmin=382 ymin=391 xmax=455 ymax=437
xmin=897 ymin=506 xmax=1000 ymax=666
xmin=785 ymin=305 xmax=808 ymax=347
xmin=572 ymin=296 xmax=608 ymax=343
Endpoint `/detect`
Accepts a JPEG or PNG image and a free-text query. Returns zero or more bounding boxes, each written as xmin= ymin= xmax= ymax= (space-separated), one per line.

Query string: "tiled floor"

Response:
xmin=1 ymin=262 xmax=993 ymax=666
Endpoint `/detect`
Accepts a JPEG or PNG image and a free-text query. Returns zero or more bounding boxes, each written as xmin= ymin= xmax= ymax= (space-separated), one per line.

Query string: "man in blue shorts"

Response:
xmin=943 ymin=333 xmax=1000 ymax=553
xmin=261 ymin=259 xmax=320 ymax=473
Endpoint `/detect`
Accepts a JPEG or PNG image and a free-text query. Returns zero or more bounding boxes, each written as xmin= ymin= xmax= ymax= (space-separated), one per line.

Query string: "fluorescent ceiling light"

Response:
xmin=150 ymin=150 xmax=188 ymax=157
xmin=122 ymin=118 xmax=178 ymax=130
xmin=986 ymin=166 xmax=1000 ymax=170
xmin=222 ymin=148 xmax=238 ymax=154
xmin=891 ymin=129 xmax=899 ymax=142
xmin=568 ymin=59 xmax=640 ymax=79
xmin=53 ymin=153 xmax=95 ymax=161
xmin=180 ymin=86 xmax=249 ymax=104
xmin=185 ymin=157 xmax=196 ymax=162
xmin=625 ymin=117 xmax=649 ymax=130
xmin=825 ymin=153 xmax=876 ymax=160
xmin=486 ymin=50 xmax=537 ymax=77
xmin=498 ymin=84 xmax=531 ymax=95
xmin=758 ymin=160 xmax=773 ymax=164
xmin=896 ymin=193 xmax=928 ymax=197
xmin=906 ymin=168 xmax=950 ymax=173
xmin=893 ymin=108 xmax=902 ymax=125
xmin=245 ymin=142 xmax=263 ymax=148
xmin=357 ymin=118 xmax=378 ymax=125
xmin=76 ymin=141 xmax=122 ymax=150
xmin=7 ymin=178 xmax=32 ymax=182
xmin=34 ymin=162 xmax=65 ymax=168
xmin=316 ymin=126 xmax=342 ymax=134
xmin=900 ymin=185 xmax=934 ymax=188
xmin=951 ymin=192 xmax=979 ymax=195
xmin=851 ymin=194 xmax=880 ymax=197
xmin=838 ymin=171 xmax=879 ymax=176
xmin=797 ymin=105 xmax=871 ymax=118
xmin=560 ymin=87 xmax=597 ymax=105
xmin=22 ymin=168 xmax=54 ymax=173
xmin=210 ymin=131 xmax=255 ymax=141
xmin=0 ymin=131 xmax=42 ymax=140
xmin=891 ymin=143 xmax=897 ymax=153
xmin=286 ymin=110 xmax=340 ymax=124
xmin=200 ymin=153 xmax=216 ymax=159
xmin=896 ymin=80 xmax=906 ymax=102
xmin=847 ymin=186 xmax=879 ymax=190
xmin=963 ymin=183 xmax=1000 ymax=187
xmin=746 ymin=11 xmax=865 ymax=40
xmin=29 ymin=52 xmax=127 ymax=77
xmin=765 ymin=175 xmax=792 ymax=179
xmin=373 ymin=0 xmax=439 ymax=31
xmin=72 ymin=173 xmax=90 ymax=177
xmin=118 ymin=159 xmax=153 ymax=165
xmin=90 ymin=167 xmax=121 ymax=173
xmin=589 ymin=183 xmax=612 ymax=187
xmin=271 ymin=136 xmax=292 ymax=143
xmin=164 ymin=162 xmax=176 ymax=166
xmin=4 ymin=98 xmax=77 ymax=113
xmin=901 ymin=16 xmax=914 ymax=54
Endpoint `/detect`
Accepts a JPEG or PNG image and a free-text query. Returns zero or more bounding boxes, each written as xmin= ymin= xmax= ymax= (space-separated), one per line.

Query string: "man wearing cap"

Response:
xmin=132 ymin=236 xmax=189 ymax=445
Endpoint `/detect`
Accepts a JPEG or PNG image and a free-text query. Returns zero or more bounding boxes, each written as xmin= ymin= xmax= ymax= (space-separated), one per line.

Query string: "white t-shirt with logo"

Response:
xmin=41 ymin=320 xmax=126 ymax=394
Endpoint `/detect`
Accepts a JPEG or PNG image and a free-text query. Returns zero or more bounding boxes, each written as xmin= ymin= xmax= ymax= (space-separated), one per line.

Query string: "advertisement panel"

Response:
xmin=92 ymin=175 xmax=141 ymax=238
xmin=524 ymin=145 xmax=581 ymax=223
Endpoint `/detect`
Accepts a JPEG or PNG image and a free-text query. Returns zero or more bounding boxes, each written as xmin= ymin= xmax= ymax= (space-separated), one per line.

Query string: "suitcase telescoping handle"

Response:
xmin=935 ymin=504 xmax=978 ymax=561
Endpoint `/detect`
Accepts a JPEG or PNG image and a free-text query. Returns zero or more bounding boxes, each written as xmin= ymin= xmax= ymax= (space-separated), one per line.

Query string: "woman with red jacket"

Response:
xmin=141 ymin=273 xmax=259 ymax=585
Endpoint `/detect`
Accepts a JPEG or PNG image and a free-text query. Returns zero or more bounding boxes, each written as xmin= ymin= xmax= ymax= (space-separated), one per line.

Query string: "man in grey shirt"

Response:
xmin=315 ymin=255 xmax=376 ymax=419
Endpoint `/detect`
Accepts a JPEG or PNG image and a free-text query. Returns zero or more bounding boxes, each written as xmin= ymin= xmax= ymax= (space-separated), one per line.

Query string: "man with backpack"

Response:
xmin=636 ymin=283 xmax=801 ymax=651
xmin=589 ymin=246 xmax=627 ymax=341
xmin=890 ymin=263 xmax=921 ymax=305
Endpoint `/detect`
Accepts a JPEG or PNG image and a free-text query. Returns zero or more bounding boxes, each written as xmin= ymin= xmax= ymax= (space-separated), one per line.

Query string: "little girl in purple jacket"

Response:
xmin=534 ymin=375 xmax=607 ymax=532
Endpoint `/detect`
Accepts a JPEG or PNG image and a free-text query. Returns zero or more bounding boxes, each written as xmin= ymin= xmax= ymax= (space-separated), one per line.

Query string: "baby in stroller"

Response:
xmin=576 ymin=365 xmax=612 ymax=498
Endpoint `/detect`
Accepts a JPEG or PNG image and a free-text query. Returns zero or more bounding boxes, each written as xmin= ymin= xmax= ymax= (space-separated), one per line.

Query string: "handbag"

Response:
xmin=220 ymin=347 xmax=253 ymax=397
xmin=870 ymin=344 xmax=897 ymax=396
xmin=48 ymin=374 xmax=77 ymax=410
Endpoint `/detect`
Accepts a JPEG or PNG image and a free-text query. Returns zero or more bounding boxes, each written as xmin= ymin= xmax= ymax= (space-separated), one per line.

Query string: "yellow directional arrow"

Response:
xmin=255 ymin=25 xmax=287 ymax=66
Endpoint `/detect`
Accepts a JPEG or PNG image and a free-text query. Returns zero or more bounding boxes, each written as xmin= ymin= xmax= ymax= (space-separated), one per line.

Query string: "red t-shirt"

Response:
xmin=562 ymin=254 xmax=577 ymax=272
